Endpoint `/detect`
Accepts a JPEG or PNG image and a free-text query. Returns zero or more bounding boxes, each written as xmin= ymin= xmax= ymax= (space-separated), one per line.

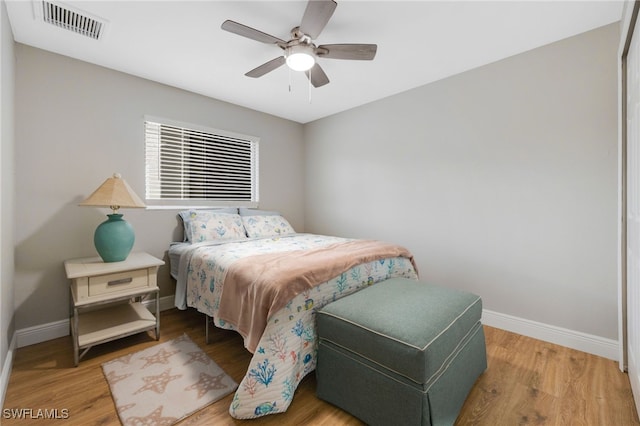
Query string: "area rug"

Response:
xmin=102 ymin=334 xmax=237 ymax=426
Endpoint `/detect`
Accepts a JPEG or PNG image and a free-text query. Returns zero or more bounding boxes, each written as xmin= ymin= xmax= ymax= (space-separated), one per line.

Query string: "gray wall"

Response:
xmin=14 ymin=45 xmax=305 ymax=330
xmin=10 ymin=22 xmax=621 ymax=345
xmin=1 ymin=0 xmax=15 ymax=389
xmin=304 ymin=23 xmax=619 ymax=340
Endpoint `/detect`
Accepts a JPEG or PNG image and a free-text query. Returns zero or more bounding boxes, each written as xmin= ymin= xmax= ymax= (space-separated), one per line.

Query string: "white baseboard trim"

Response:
xmin=0 ymin=332 xmax=17 ymax=409
xmin=15 ymin=296 xmax=176 ymax=349
xmin=482 ymin=309 xmax=619 ymax=361
xmin=142 ymin=295 xmax=176 ymax=313
xmin=16 ymin=319 xmax=69 ymax=349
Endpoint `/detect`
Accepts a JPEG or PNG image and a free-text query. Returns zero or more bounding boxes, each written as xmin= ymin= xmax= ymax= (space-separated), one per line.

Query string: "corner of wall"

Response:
xmin=0 ymin=0 xmax=17 ymax=404
xmin=0 ymin=331 xmax=16 ymax=409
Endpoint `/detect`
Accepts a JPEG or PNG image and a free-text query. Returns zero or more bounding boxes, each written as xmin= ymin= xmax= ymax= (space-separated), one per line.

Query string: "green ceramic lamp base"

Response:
xmin=94 ymin=214 xmax=135 ymax=262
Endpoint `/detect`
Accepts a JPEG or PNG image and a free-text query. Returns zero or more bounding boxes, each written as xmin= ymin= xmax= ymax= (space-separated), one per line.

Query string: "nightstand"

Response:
xmin=64 ymin=252 xmax=164 ymax=366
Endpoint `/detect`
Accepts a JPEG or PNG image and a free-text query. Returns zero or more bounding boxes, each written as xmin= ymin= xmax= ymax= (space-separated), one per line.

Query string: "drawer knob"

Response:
xmin=107 ymin=277 xmax=133 ymax=286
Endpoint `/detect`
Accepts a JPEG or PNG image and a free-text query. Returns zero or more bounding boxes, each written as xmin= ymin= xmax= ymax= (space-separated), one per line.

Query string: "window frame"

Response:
xmin=144 ymin=115 xmax=259 ymax=209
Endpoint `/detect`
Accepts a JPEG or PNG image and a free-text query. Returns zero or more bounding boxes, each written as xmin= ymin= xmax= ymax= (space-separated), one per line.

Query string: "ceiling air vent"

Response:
xmin=40 ymin=1 xmax=106 ymax=40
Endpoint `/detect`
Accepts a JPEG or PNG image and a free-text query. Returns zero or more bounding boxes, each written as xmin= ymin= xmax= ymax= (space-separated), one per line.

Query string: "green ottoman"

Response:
xmin=316 ymin=278 xmax=487 ymax=426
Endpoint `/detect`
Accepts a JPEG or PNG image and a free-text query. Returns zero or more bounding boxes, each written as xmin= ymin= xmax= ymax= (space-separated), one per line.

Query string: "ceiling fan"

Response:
xmin=221 ymin=0 xmax=377 ymax=88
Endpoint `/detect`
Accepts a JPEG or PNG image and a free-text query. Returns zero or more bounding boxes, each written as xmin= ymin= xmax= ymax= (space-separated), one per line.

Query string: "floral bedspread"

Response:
xmin=175 ymin=234 xmax=418 ymax=419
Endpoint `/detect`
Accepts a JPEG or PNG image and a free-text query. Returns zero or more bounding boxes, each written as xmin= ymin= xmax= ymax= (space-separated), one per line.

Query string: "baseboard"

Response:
xmin=482 ymin=309 xmax=619 ymax=361
xmin=0 ymin=332 xmax=16 ymax=408
xmin=16 ymin=319 xmax=69 ymax=348
xmin=15 ymin=296 xmax=176 ymax=349
xmin=141 ymin=295 xmax=176 ymax=313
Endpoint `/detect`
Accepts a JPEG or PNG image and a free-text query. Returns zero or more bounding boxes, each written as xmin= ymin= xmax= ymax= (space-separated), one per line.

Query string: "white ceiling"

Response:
xmin=6 ymin=0 xmax=625 ymax=123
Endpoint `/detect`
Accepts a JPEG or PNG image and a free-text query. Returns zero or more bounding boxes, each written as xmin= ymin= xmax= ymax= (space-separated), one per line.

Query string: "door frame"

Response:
xmin=619 ymin=0 xmax=640 ymax=374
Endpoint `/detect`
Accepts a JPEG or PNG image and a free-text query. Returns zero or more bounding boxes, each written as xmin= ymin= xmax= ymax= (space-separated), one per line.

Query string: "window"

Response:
xmin=144 ymin=117 xmax=259 ymax=207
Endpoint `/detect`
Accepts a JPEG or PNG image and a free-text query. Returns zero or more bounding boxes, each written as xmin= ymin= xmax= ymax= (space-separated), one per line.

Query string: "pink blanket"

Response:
xmin=217 ymin=239 xmax=417 ymax=353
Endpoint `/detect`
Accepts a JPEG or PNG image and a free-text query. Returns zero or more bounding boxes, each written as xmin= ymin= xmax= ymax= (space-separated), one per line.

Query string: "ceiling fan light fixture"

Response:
xmin=285 ymin=44 xmax=315 ymax=71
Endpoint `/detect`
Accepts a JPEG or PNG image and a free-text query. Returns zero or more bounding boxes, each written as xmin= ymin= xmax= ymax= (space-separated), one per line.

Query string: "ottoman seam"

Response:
xmin=424 ymin=321 xmax=483 ymax=385
xmin=318 ymin=296 xmax=481 ymax=352
xmin=420 ymin=297 xmax=481 ymax=350
xmin=320 ymin=339 xmax=428 ymax=392
xmin=320 ymin=323 xmax=483 ymax=394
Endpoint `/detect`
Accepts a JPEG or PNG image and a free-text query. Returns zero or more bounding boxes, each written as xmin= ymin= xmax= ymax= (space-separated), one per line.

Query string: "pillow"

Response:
xmin=188 ymin=212 xmax=247 ymax=243
xmin=239 ymin=208 xmax=281 ymax=216
xmin=241 ymin=214 xmax=296 ymax=238
xmin=179 ymin=208 xmax=238 ymax=242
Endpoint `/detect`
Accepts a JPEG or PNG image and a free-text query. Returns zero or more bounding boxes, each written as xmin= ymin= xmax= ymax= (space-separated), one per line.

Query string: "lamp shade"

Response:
xmin=79 ymin=173 xmax=145 ymax=211
xmin=79 ymin=173 xmax=145 ymax=263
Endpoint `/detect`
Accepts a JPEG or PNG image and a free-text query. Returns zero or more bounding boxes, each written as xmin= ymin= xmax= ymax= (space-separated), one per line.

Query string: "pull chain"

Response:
xmin=286 ymin=68 xmax=312 ymax=103
xmin=308 ymin=68 xmax=312 ymax=104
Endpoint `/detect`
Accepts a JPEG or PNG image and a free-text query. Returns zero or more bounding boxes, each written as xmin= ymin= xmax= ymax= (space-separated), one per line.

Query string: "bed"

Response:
xmin=170 ymin=208 xmax=418 ymax=419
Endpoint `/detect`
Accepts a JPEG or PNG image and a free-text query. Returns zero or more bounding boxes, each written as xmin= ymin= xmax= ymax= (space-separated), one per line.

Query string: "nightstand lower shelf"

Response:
xmin=71 ymin=302 xmax=159 ymax=365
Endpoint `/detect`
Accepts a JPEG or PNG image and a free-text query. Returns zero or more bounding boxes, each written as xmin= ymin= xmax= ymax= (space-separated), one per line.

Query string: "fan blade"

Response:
xmin=300 ymin=0 xmax=337 ymax=39
xmin=305 ymin=63 xmax=330 ymax=88
xmin=245 ymin=57 xmax=286 ymax=78
xmin=317 ymin=44 xmax=377 ymax=60
xmin=221 ymin=20 xmax=285 ymax=45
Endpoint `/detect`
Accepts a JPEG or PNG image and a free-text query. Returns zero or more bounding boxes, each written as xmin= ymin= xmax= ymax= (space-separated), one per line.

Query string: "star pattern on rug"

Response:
xmin=184 ymin=350 xmax=212 ymax=366
xmin=118 ymin=402 xmax=136 ymax=413
xmin=134 ymin=368 xmax=182 ymax=395
xmin=124 ymin=406 xmax=177 ymax=426
xmin=110 ymin=352 xmax=134 ymax=365
xmin=140 ymin=348 xmax=179 ymax=369
xmin=185 ymin=372 xmax=229 ymax=399
xmin=103 ymin=335 xmax=238 ymax=425
xmin=106 ymin=370 xmax=133 ymax=385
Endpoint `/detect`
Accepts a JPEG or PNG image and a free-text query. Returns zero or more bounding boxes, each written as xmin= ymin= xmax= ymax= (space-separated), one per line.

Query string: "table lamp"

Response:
xmin=79 ymin=173 xmax=146 ymax=262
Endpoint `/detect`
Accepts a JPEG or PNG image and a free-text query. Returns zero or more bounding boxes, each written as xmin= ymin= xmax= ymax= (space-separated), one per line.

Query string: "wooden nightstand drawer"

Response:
xmin=88 ymin=269 xmax=148 ymax=297
xmin=66 ymin=252 xmax=164 ymax=304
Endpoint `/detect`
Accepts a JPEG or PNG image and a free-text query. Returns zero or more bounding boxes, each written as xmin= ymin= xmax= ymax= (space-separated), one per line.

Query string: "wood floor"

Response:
xmin=3 ymin=307 xmax=639 ymax=425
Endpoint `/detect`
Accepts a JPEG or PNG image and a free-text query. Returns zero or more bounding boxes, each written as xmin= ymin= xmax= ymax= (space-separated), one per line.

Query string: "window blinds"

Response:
xmin=145 ymin=120 xmax=258 ymax=203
